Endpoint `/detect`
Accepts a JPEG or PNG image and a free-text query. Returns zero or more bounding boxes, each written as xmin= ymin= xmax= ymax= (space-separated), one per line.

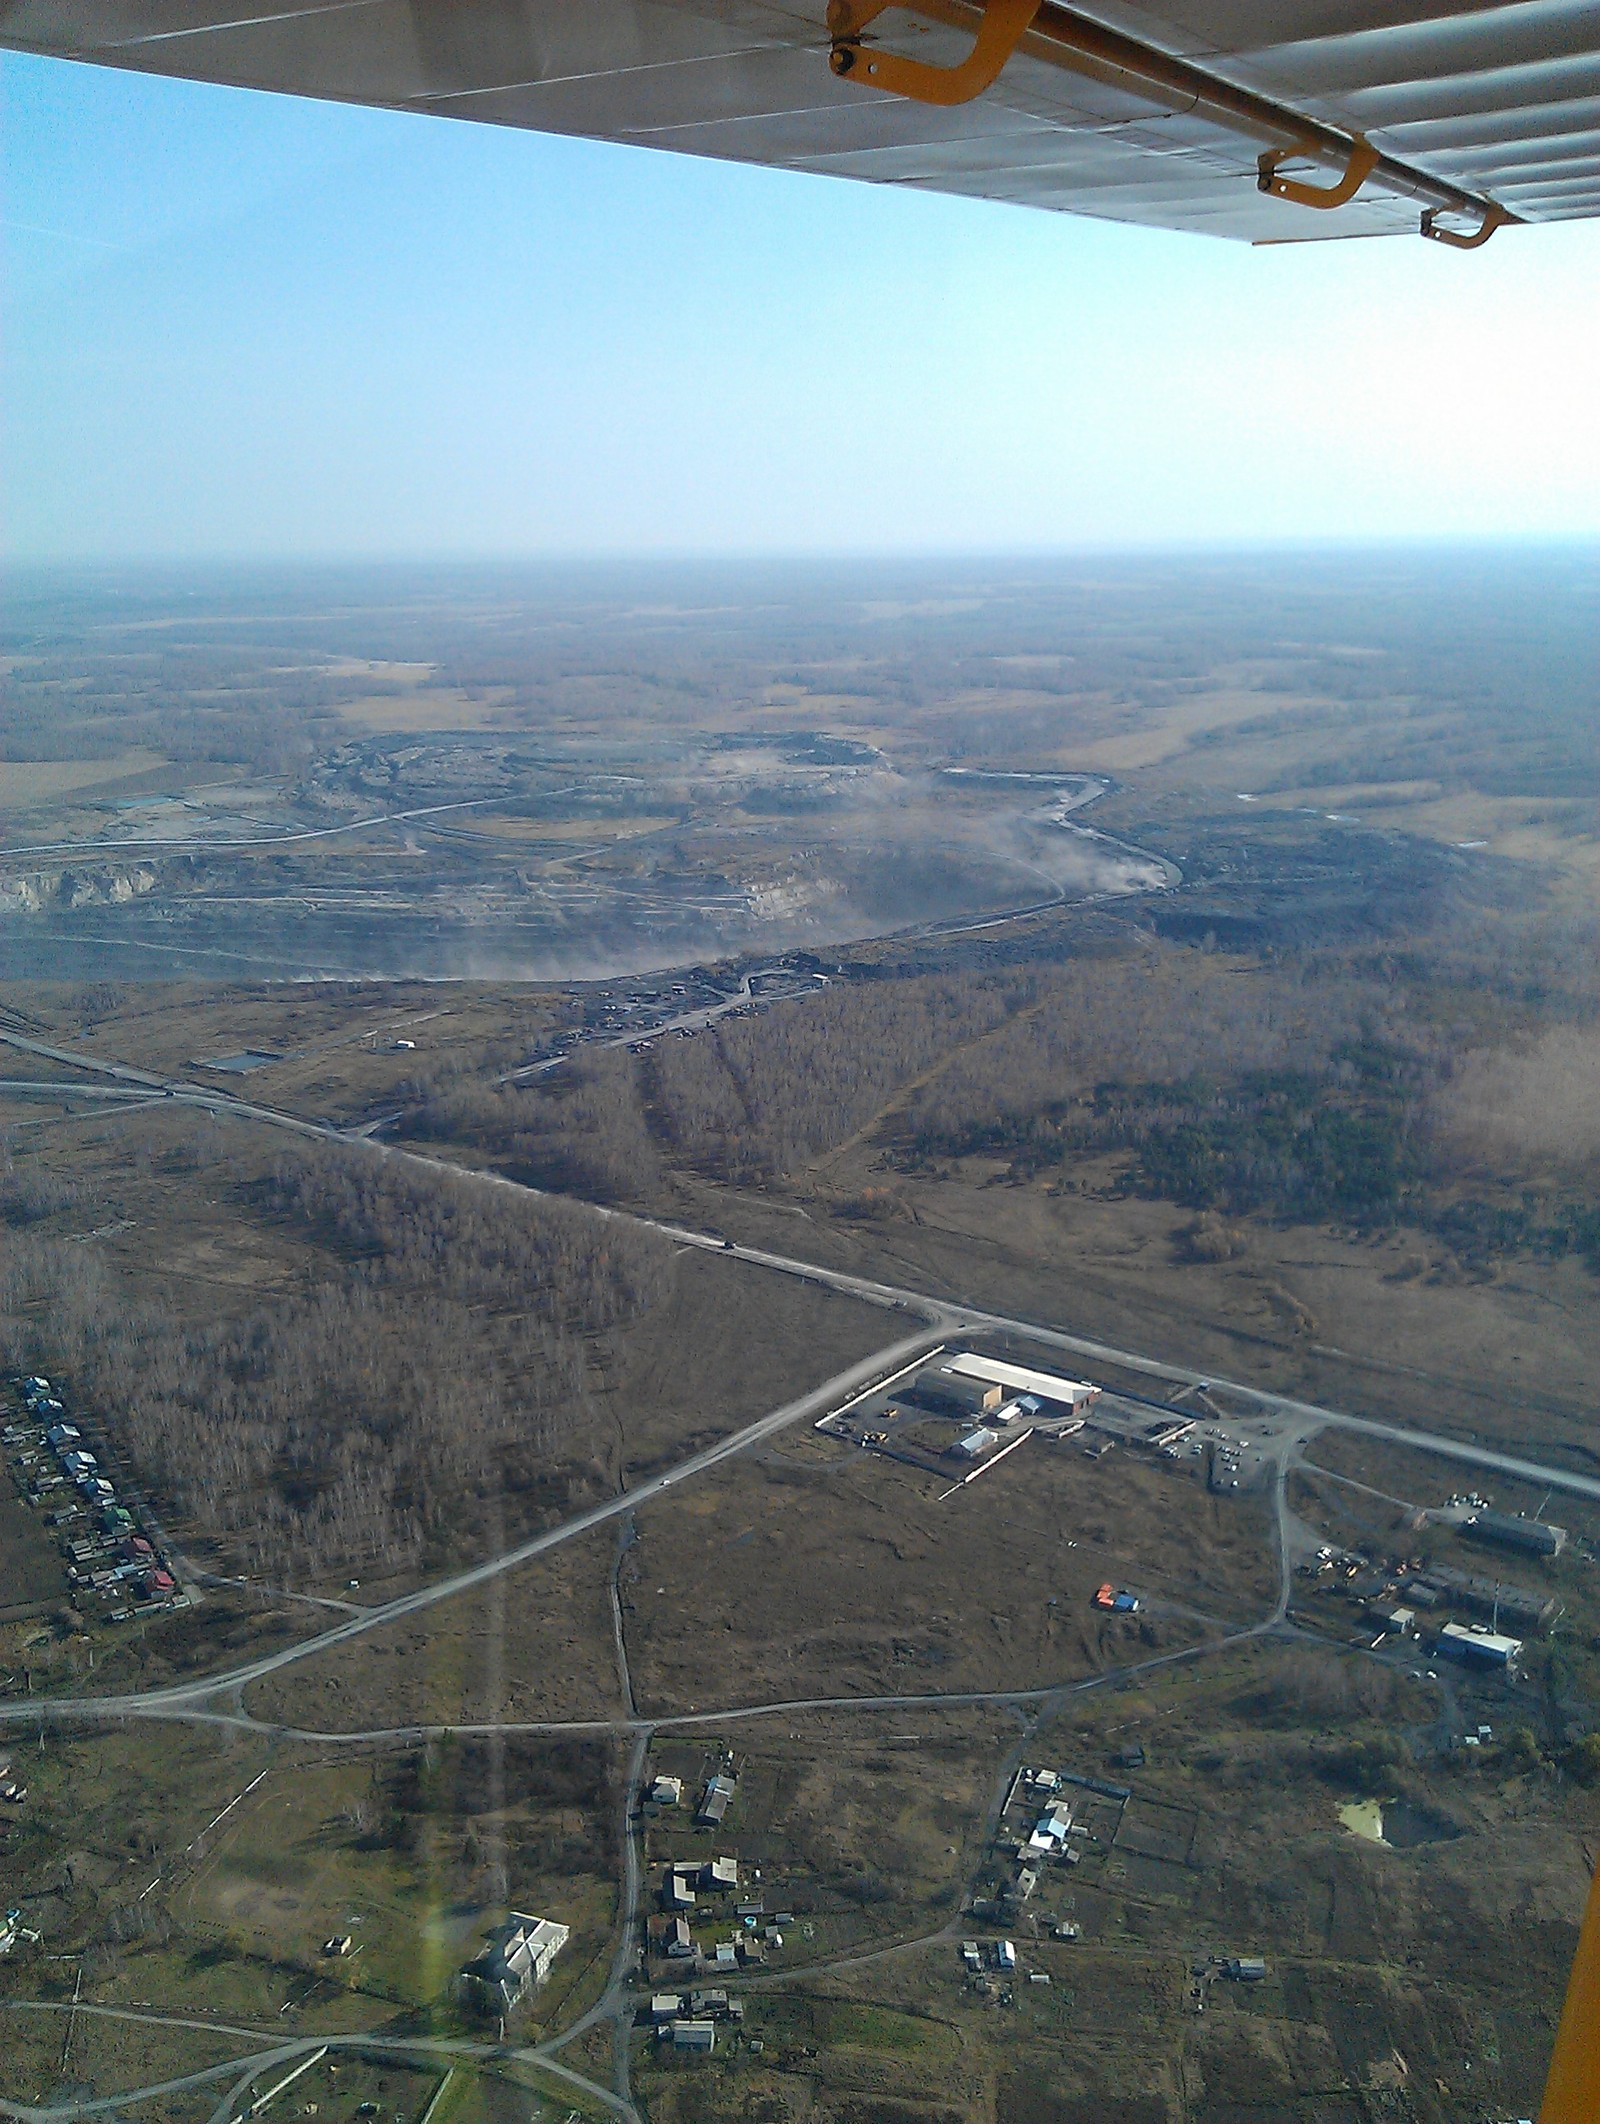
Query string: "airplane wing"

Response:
xmin=2 ymin=0 xmax=1598 ymax=243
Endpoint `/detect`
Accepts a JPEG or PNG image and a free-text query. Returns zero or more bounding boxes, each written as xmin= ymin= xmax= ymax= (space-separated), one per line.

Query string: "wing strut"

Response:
xmin=826 ymin=0 xmax=1513 ymax=242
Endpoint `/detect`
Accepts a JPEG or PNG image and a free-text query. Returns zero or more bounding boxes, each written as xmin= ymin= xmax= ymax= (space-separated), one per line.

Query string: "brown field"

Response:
xmin=243 ymin=1525 xmax=623 ymax=1733
xmin=645 ymin=1146 xmax=1600 ymax=1476
xmin=240 ymin=1360 xmax=1280 ymax=1733
xmin=335 ymin=688 xmax=519 ymax=732
xmin=0 ymin=1481 xmax=69 ymax=1621
xmin=620 ymin=1433 xmax=1274 ymax=1717
xmin=1064 ymin=684 xmax=1324 ymax=774
xmin=0 ymin=752 xmax=171 ymax=808
xmin=470 ymin=814 xmax=678 ymax=842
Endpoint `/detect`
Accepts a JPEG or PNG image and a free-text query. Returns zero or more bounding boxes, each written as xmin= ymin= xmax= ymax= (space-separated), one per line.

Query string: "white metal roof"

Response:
xmin=944 ymin=1353 xmax=1097 ymax=1404
xmin=1441 ymin=1623 xmax=1524 ymax=1655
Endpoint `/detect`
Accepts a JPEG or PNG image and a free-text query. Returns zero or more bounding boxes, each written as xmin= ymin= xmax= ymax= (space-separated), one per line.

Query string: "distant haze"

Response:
xmin=5 ymin=53 xmax=1600 ymax=561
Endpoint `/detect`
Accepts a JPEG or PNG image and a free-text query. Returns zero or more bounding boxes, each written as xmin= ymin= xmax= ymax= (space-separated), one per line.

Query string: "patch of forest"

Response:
xmin=896 ymin=940 xmax=1600 ymax=1266
xmin=396 ymin=897 xmax=1600 ymax=1275
xmin=397 ymin=970 xmax=1032 ymax=1192
xmin=0 ymin=1144 xmax=671 ymax=1573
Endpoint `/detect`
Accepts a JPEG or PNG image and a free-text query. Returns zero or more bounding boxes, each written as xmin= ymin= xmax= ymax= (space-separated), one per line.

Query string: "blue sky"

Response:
xmin=5 ymin=49 xmax=1600 ymax=559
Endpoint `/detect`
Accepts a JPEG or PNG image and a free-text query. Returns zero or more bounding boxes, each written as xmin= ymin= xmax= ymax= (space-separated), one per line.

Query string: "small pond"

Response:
xmin=1337 ymin=1797 xmax=1463 ymax=1848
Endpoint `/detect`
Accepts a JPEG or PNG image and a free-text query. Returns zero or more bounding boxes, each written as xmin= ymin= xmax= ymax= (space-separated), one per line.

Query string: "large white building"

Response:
xmin=460 ymin=1912 xmax=569 ymax=2016
xmin=942 ymin=1354 xmax=1099 ymax=1412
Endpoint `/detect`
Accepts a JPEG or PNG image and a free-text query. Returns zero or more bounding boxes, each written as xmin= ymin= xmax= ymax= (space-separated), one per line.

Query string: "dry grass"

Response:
xmin=0 ymin=752 xmax=169 ymax=806
xmin=334 ymin=689 xmax=517 ymax=732
xmin=1069 ymin=687 xmax=1320 ymax=772
xmin=463 ymin=814 xmax=680 ymax=842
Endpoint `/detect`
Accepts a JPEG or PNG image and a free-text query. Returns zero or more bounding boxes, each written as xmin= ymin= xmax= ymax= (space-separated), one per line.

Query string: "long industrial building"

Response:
xmin=940 ymin=1354 xmax=1100 ymax=1414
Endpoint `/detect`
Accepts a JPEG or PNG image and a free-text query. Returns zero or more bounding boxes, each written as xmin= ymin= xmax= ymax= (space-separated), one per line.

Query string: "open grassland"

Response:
xmin=0 ymin=1723 xmax=621 ymax=2040
xmin=620 ymin=1440 xmax=1272 ymax=1715
xmin=242 ymin=1524 xmax=622 ymax=1733
xmin=0 ymin=752 xmax=174 ymax=810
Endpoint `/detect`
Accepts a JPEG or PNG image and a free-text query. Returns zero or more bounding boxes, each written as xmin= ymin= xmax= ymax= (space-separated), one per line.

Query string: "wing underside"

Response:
xmin=2 ymin=0 xmax=1599 ymax=241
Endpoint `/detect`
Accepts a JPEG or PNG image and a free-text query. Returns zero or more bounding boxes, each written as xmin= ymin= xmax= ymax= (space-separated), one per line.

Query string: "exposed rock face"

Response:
xmin=0 ymin=874 xmax=47 ymax=913
xmin=0 ymin=863 xmax=157 ymax=914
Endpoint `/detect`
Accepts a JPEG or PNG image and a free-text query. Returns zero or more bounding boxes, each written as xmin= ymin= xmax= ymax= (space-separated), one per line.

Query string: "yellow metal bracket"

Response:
xmin=1256 ymin=134 xmax=1378 ymax=209
xmin=1421 ymin=201 xmax=1507 ymax=248
xmin=828 ymin=0 xmax=1042 ymax=105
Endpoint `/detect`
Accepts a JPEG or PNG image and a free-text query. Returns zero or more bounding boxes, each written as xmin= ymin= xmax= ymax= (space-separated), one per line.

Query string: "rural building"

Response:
xmin=953 ymin=1427 xmax=998 ymax=1460
xmin=697 ymin=1773 xmax=737 ymax=1826
xmin=664 ymin=1867 xmax=697 ymax=1910
xmin=901 ymin=1373 xmax=1002 ymax=1420
xmin=1463 ymin=1511 xmax=1566 ymax=1559
xmin=651 ymin=1993 xmax=683 ymax=2021
xmin=996 ymin=1940 xmax=1017 ymax=1971
xmin=1027 ymin=1802 xmax=1075 ymax=1854
xmin=1407 ymin=1568 xmax=1556 ymax=1634
xmin=1370 ymin=1607 xmax=1416 ymax=1637
xmin=459 ymin=1912 xmax=569 ymax=2016
xmin=1439 ymin=1622 xmax=1523 ymax=1670
xmin=1224 ymin=1957 xmax=1267 ymax=1981
xmin=649 ymin=1775 xmax=683 ymax=1806
xmin=700 ymin=1856 xmax=739 ymax=1891
xmin=671 ymin=2020 xmax=716 ymax=2051
xmin=942 ymin=1353 xmax=1100 ymax=1414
